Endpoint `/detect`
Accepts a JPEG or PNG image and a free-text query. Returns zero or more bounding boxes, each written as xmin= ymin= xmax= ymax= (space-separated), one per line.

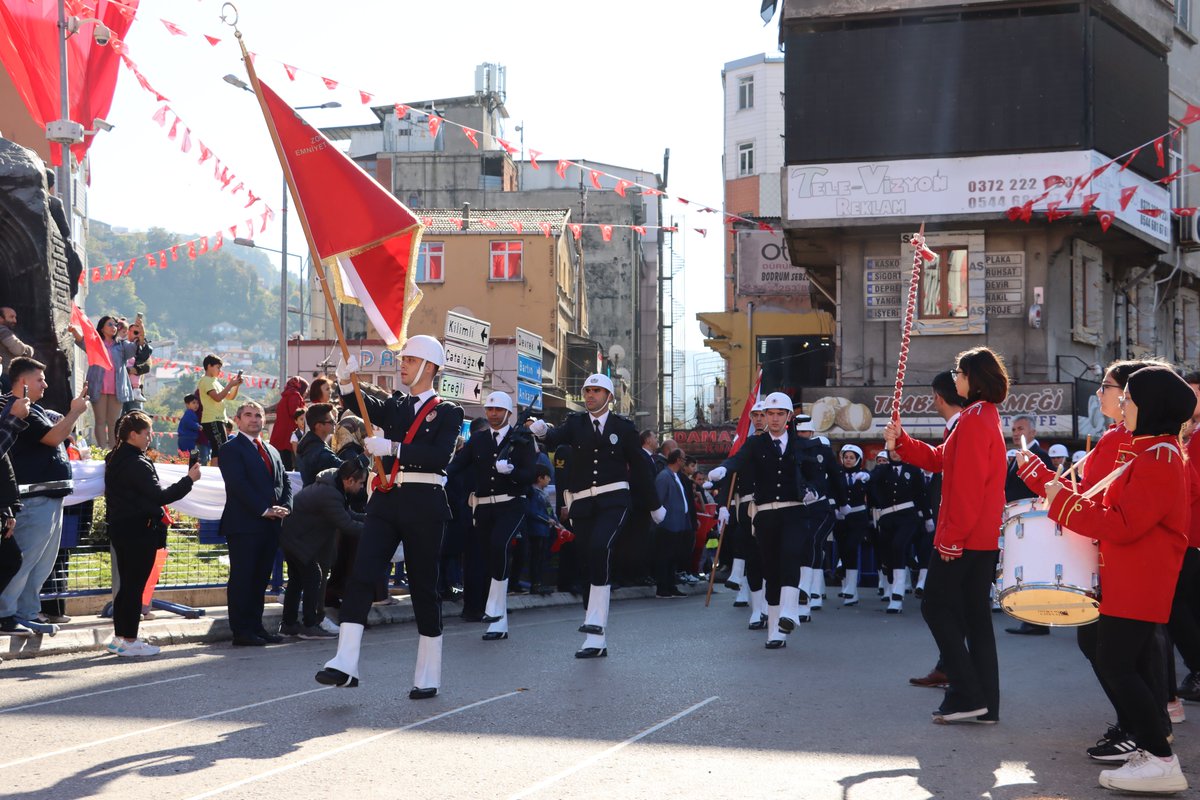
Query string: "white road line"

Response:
xmin=505 ymin=695 xmax=720 ymax=800
xmin=0 ymin=673 xmax=204 ymax=714
xmin=0 ymin=686 xmax=333 ymax=770
xmin=181 ymin=689 xmax=524 ymax=800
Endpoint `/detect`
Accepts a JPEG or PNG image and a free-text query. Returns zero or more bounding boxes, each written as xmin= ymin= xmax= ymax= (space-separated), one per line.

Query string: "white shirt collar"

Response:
xmin=239 ymin=430 xmax=262 ymax=445
xmin=770 ymin=432 xmax=788 ymax=449
xmin=946 ymin=411 xmax=962 ymax=431
xmin=589 ymin=410 xmax=610 ymax=431
xmin=413 ymin=388 xmax=438 ymax=405
xmin=490 ymin=424 xmax=510 ymax=441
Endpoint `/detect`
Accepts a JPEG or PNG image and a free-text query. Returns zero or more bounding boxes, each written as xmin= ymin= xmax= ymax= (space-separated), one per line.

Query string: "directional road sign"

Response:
xmin=439 ymin=372 xmax=484 ymax=404
xmin=445 ymin=311 xmax=491 ymax=349
xmin=444 ymin=341 xmax=487 ymax=377
xmin=517 ymin=352 xmax=541 ymax=384
xmin=515 ymin=327 xmax=544 ymax=360
xmin=516 ymin=380 xmax=543 ymax=411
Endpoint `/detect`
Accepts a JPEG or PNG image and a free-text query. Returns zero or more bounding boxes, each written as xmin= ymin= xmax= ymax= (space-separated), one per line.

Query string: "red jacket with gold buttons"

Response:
xmin=1018 ymin=422 xmax=1130 ymax=497
xmin=1047 ymin=434 xmax=1189 ymax=623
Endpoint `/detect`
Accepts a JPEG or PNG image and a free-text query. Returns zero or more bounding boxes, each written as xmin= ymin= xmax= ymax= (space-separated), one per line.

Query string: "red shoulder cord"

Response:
xmin=373 ymin=396 xmax=442 ymax=493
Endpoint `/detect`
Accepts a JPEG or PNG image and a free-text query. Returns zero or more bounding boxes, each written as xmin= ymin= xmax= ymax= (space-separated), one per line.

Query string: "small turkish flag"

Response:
xmin=1079 ymin=192 xmax=1101 ymax=217
xmin=641 ymin=187 xmax=663 ymax=196
xmin=1138 ymin=208 xmax=1165 ymax=217
xmin=199 ymin=236 xmax=208 ymax=255
xmin=556 ymin=160 xmax=570 ymax=179
xmin=1006 ymin=206 xmax=1024 ymax=222
xmin=283 ymin=64 xmax=298 ymax=81
xmin=204 ymin=35 xmax=221 ymax=46
xmin=568 ymin=224 xmax=582 ymax=240
xmin=428 ymin=116 xmax=442 ymax=138
xmin=632 ymin=225 xmax=646 ymax=235
xmin=119 ymin=261 xmax=133 ymax=278
xmin=324 ymin=77 xmax=339 ymax=90
xmin=497 ymin=138 xmax=518 ymax=156
xmin=1160 ymin=170 xmax=1183 ymax=185
xmin=464 ymin=128 xmax=479 ymax=149
xmin=1154 ymin=136 xmax=1166 ymax=167
xmin=694 ymin=228 xmax=707 ymax=238
xmin=168 ymin=118 xmax=179 ymax=140
xmin=615 ymin=179 xmax=632 ymax=197
xmin=538 ymin=222 xmax=552 ymax=237
xmin=1174 ymin=207 xmax=1198 ymax=217
xmin=509 ymin=221 xmax=523 ymax=234
xmin=198 ymin=143 xmax=212 ymax=165
xmin=159 ymin=251 xmax=168 ymax=268
xmin=152 ymin=105 xmax=168 ymax=126
xmin=1119 ymin=186 xmax=1138 ymax=211
xmin=161 ymin=19 xmax=187 ymax=36
xmin=147 ymin=253 xmax=157 ymax=268
xmin=1120 ymin=147 xmax=1143 ymax=171
xmin=1096 ymin=210 xmax=1115 ymax=232
xmin=757 ymin=222 xmax=775 ymax=232
xmin=188 ymin=241 xmax=197 ymax=259
xmin=1043 ymin=176 xmax=1065 ymax=189
xmin=529 ymin=150 xmax=542 ymax=170
xmin=170 ymin=245 xmax=178 ymax=260
xmin=1184 ymin=104 xmax=1200 ymax=126
xmin=394 ymin=103 xmax=408 ymax=119
xmin=359 ymin=91 xmax=373 ymax=105
xmin=589 ymin=170 xmax=603 ymax=189
xmin=601 ymin=225 xmax=613 ymax=242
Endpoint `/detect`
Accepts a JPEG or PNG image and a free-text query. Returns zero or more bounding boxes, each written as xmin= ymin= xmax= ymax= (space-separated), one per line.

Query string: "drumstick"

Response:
xmin=1086 ymin=435 xmax=1092 ymax=452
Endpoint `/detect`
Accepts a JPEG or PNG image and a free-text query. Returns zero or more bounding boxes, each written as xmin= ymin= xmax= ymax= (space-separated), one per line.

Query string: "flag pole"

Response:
xmin=231 ymin=25 xmax=389 ymax=482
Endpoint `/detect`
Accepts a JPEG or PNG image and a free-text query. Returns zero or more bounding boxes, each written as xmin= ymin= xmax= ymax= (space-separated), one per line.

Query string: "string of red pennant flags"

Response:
xmin=150 ymin=357 xmax=280 ymax=390
xmin=417 ymin=216 xmax=714 ymax=240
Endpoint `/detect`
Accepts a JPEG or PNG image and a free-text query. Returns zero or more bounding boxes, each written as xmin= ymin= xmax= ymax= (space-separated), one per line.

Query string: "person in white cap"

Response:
xmin=791 ymin=413 xmax=847 ymax=617
xmin=709 ymin=392 xmax=821 ymax=649
xmin=867 ymin=448 xmax=931 ymax=614
xmin=1047 ymin=443 xmax=1069 ymax=471
xmin=718 ymin=398 xmax=767 ymax=622
xmin=833 ymin=444 xmax=872 ymax=605
xmin=446 ymin=391 xmax=536 ymax=641
xmin=315 ymin=335 xmax=464 ymax=699
xmin=527 ymin=373 xmax=662 ymax=658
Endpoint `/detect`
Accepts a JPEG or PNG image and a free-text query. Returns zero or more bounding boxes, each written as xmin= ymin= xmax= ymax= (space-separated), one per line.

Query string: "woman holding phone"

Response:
xmin=69 ymin=313 xmax=152 ymax=449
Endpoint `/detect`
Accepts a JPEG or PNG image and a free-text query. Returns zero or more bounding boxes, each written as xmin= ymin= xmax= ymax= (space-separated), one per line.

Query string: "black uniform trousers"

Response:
xmin=569 ymin=495 xmax=630 ymax=588
xmin=802 ymin=506 xmax=835 ymax=571
xmin=735 ymin=503 xmax=763 ymax=591
xmin=340 ymin=489 xmax=445 ymax=637
xmin=921 ymin=549 xmax=1000 ymax=720
xmin=833 ymin=511 xmax=870 ymax=570
xmin=878 ymin=509 xmax=921 ymax=573
xmin=752 ymin=505 xmax=807 ymax=605
xmin=226 ymin=529 xmax=280 ymax=638
xmin=1093 ymin=615 xmax=1174 ymax=757
xmin=1169 ymin=547 xmax=1200 ymax=674
xmin=471 ymin=500 xmax=526 ymax=582
xmin=1078 ymin=618 xmax=1171 ymax=740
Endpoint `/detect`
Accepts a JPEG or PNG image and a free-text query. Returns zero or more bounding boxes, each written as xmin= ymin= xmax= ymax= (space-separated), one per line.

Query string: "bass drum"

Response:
xmin=997 ymin=499 xmax=1099 ymax=626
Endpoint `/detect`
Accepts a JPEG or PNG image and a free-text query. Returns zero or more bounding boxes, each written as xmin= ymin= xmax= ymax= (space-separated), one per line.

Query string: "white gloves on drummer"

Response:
xmin=717 ymin=507 xmax=730 ymax=525
xmin=528 ymin=419 xmax=548 ymax=437
xmin=925 ymin=518 xmax=936 ymax=533
xmin=365 ymin=435 xmax=398 ymax=457
xmin=650 ymin=506 xmax=666 ymax=524
xmin=495 ymin=459 xmax=514 ymax=475
xmin=708 ymin=466 xmax=727 ymax=482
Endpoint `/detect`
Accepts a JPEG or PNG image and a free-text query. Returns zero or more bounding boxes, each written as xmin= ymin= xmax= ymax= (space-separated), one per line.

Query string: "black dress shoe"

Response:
xmin=409 ymin=686 xmax=437 ymax=700
xmin=778 ymin=617 xmax=796 ymax=634
xmin=578 ymin=623 xmax=603 ymax=635
xmin=748 ymin=618 xmax=767 ymax=631
xmin=482 ymin=631 xmax=508 ymax=641
xmin=257 ymin=631 xmax=285 ymax=644
xmin=765 ymin=639 xmax=786 ymax=649
xmin=1006 ymin=622 xmax=1050 ymax=636
xmin=575 ymin=647 xmax=607 ymax=659
xmin=480 ymin=614 xmax=502 ymax=623
xmin=315 ymin=667 xmax=359 ymax=687
xmin=914 ymin=587 xmax=924 ymax=598
xmin=232 ymin=635 xmax=267 ymax=646
xmin=724 ymin=580 xmax=742 ymax=590
xmin=733 ymin=600 xmax=749 ymax=608
xmin=460 ymin=610 xmax=484 ymax=623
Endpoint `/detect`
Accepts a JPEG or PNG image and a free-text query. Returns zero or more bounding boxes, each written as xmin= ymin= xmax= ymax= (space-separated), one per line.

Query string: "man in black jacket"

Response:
xmin=868 ymin=449 xmax=931 ymax=615
xmin=529 ymin=374 xmax=663 ymax=658
xmin=447 ymin=391 xmax=535 ymax=640
xmin=295 ymin=403 xmax=341 ymax=486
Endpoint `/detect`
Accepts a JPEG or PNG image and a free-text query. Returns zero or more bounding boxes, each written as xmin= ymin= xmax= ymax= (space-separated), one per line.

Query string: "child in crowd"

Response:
xmin=177 ymin=394 xmax=202 ymax=459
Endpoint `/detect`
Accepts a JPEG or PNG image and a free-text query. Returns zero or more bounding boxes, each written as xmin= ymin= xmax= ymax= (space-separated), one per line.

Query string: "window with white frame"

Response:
xmin=1072 ymin=240 xmax=1104 ymax=345
xmin=415 ymin=242 xmax=444 ymax=283
xmin=738 ymin=75 xmax=754 ymax=110
xmin=738 ymin=142 xmax=755 ymax=176
xmin=1178 ymin=0 xmax=1192 ymax=32
xmin=489 ymin=240 xmax=523 ymax=281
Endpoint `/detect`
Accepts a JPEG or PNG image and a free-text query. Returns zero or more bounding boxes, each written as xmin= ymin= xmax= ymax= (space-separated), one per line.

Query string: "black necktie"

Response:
xmin=493 ymin=431 xmax=500 ymax=449
xmin=774 ymin=439 xmax=783 ymax=455
xmin=594 ymin=419 xmax=602 ymax=438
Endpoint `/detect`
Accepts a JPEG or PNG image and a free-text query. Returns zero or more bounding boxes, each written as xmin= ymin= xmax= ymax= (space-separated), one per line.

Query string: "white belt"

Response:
xmin=846 ymin=504 xmax=867 ymax=514
xmin=563 ymin=481 xmax=629 ymax=510
xmin=469 ymin=493 xmax=518 ymax=509
xmin=877 ymin=501 xmax=915 ymax=517
xmin=391 ymin=471 xmax=447 ymax=488
xmin=736 ymin=493 xmax=754 ymax=506
xmin=750 ymin=500 xmax=803 ymax=518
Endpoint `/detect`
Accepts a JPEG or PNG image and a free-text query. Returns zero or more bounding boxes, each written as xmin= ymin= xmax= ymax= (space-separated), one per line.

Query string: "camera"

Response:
xmin=92 ymin=23 xmax=111 ymax=46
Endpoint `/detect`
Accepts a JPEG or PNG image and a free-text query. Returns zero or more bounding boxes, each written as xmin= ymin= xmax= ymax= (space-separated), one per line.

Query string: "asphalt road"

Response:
xmin=1 ymin=592 xmax=1196 ymax=799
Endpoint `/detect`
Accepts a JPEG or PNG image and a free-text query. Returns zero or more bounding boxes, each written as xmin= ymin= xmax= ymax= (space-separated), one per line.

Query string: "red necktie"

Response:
xmin=255 ymin=440 xmax=274 ymax=477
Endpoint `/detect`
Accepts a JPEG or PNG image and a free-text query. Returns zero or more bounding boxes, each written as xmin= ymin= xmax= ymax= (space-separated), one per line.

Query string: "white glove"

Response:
xmin=717 ymin=507 xmax=730 ymax=525
xmin=854 ymin=472 xmax=871 ymax=484
xmin=528 ymin=419 xmax=548 ymax=437
xmin=650 ymin=506 xmax=666 ymax=524
xmin=708 ymin=466 xmax=727 ymax=482
xmin=495 ymin=459 xmax=514 ymax=475
xmin=335 ymin=354 xmax=360 ymax=383
xmin=702 ymin=481 xmax=713 ymax=490
xmin=835 ymin=509 xmax=845 ymax=520
xmin=803 ymin=489 xmax=819 ymax=504
xmin=365 ymin=435 xmax=396 ymax=457
xmin=839 ymin=504 xmax=852 ymax=517
xmin=925 ymin=518 xmax=936 ymax=533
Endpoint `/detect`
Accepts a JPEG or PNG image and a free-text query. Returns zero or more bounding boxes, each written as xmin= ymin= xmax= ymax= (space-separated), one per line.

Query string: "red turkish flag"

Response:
xmin=71 ymin=304 xmax=113 ymax=372
xmin=168 ymin=118 xmax=179 ymax=140
xmin=463 ymin=128 xmax=479 ymax=149
xmin=245 ymin=190 xmax=259 ymax=209
xmin=632 ymin=225 xmax=646 ymax=235
xmin=1119 ymin=186 xmax=1138 ymax=211
xmin=1079 ymin=192 xmax=1101 ymax=217
xmin=359 ymin=91 xmax=373 ymax=105
xmin=678 ymin=197 xmax=691 ymax=205
xmin=694 ymin=228 xmax=707 ymax=238
xmin=393 ymin=103 xmax=408 ymax=119
xmin=728 ymin=369 xmax=762 ymax=457
xmin=147 ymin=252 xmax=157 ymax=268
xmin=509 ymin=221 xmax=523 ymax=234
xmin=1174 ymin=207 xmax=1199 ymax=217
xmin=198 ymin=142 xmax=212 ymax=165
xmin=170 ymin=245 xmax=179 ymax=260
xmin=1160 ymin=170 xmax=1183 ymax=185
xmin=322 ymin=77 xmax=337 ymax=90
xmin=188 ymin=241 xmax=197 ymax=259
xmin=199 ymin=236 xmax=208 ymax=255
xmin=1120 ymin=147 xmax=1143 ymax=171
xmin=601 ymin=225 xmax=613 ymax=242
xmin=90 ymin=267 xmax=101 ymax=282
xmin=152 ymin=105 xmax=168 ymax=126
xmin=449 ymin=217 xmax=463 ymax=230
xmin=1138 ymin=208 xmax=1166 ymax=217
xmin=161 ymin=19 xmax=187 ymax=36
xmin=589 ymin=170 xmax=603 ymax=189
xmin=480 ymin=219 xmax=498 ymax=229
xmin=1043 ymin=176 xmax=1066 ymax=189
xmin=1154 ymin=136 xmax=1166 ymax=167
xmin=180 ymin=128 xmax=192 ymax=153
xmin=538 ymin=222 xmax=552 ymax=237
xmin=641 ymin=187 xmax=663 ymax=196
xmin=204 ymin=35 xmax=221 ymax=47
xmin=568 ymin=224 xmax=582 ymax=240
xmin=529 ymin=150 xmax=542 ymax=169
xmin=213 ymin=231 xmax=224 ymax=250
xmin=757 ymin=222 xmax=775 ymax=232
xmin=159 ymin=250 xmax=168 ymax=268
xmin=556 ymin=160 xmax=570 ymax=179
xmin=1005 ymin=206 xmax=1024 ymax=222
xmin=496 ymin=138 xmax=518 ymax=156
xmin=428 ymin=116 xmax=442 ymax=138
xmin=615 ymin=179 xmax=632 ymax=197
xmin=252 ymin=78 xmax=424 ymax=348
xmin=119 ymin=261 xmax=133 ymax=278
xmin=1096 ymin=210 xmax=1116 ymax=232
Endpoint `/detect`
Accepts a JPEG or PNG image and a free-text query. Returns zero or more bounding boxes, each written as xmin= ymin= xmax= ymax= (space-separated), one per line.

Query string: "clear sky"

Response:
xmin=87 ymin=0 xmax=782 ymax=358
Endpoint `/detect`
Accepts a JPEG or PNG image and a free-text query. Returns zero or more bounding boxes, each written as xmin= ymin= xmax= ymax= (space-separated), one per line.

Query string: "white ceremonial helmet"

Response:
xmin=583 ymin=373 xmax=614 ymax=395
xmin=400 ymin=335 xmax=446 ymax=368
xmin=1072 ymin=450 xmax=1086 ymax=463
xmin=751 ymin=398 xmax=766 ymax=412
xmin=796 ymin=420 xmax=816 ymax=432
xmin=841 ymin=444 xmax=863 ymax=460
xmin=762 ymin=392 xmax=792 ymax=411
xmin=483 ymin=391 xmax=514 ymax=414
xmin=1006 ymin=449 xmax=1018 ymax=459
xmin=1048 ymin=444 xmax=1069 ymax=459
xmin=876 ymin=450 xmax=890 ymax=461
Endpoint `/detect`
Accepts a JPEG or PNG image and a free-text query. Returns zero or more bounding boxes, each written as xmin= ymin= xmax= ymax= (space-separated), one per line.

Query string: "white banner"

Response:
xmin=735 ymin=230 xmax=809 ymax=295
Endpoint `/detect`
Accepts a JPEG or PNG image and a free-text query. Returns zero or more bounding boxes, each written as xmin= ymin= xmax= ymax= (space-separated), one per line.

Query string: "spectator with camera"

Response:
xmin=197 ymin=354 xmax=242 ymax=467
xmin=68 ymin=313 xmax=152 ymax=449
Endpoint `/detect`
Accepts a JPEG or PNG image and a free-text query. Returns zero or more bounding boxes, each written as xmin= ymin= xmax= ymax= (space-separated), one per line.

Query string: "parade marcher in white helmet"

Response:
xmin=527 ymin=373 xmax=662 ymax=658
xmin=710 ymin=392 xmax=821 ymax=648
xmin=834 ymin=444 xmax=872 ymax=605
xmin=316 ymin=335 xmax=463 ymax=699
xmin=446 ymin=391 xmax=536 ymax=640
xmin=721 ymin=398 xmax=765 ymax=610
xmin=1047 ymin=443 xmax=1069 ymax=471
xmin=792 ymin=414 xmax=847 ymax=618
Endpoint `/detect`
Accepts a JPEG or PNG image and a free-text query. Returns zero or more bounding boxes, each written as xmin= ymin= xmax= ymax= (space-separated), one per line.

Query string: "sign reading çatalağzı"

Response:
xmin=735 ymin=230 xmax=809 ymax=295
xmin=441 ymin=310 xmax=490 ymax=404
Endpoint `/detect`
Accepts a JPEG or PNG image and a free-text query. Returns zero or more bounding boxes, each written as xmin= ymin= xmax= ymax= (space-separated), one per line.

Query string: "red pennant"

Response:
xmin=158 ymin=250 xmax=167 ymax=268
xmin=91 ymin=267 xmax=102 ymax=282
xmin=245 ymin=190 xmax=259 ymax=209
xmin=757 ymin=222 xmax=775 ymax=232
xmin=724 ymin=214 xmax=739 ymax=224
xmin=662 ymin=226 xmax=678 ymax=233
xmin=601 ymin=224 xmax=613 ymax=242
xmin=1120 ymin=147 xmax=1143 ymax=171
xmin=170 ymin=245 xmax=178 ymax=260
xmin=152 ymin=105 xmax=168 ymax=126
xmin=168 ymin=118 xmax=179 ymax=140
xmin=1174 ymin=207 xmax=1199 ymax=217
xmin=1119 ymin=186 xmax=1138 ymax=211
xmin=180 ymin=128 xmax=192 ymax=153
xmin=428 ymin=116 xmax=442 ymax=138
xmin=568 ymin=224 xmax=582 ymax=240
xmin=640 ymin=187 xmax=663 ymax=196
xmin=1006 ymin=206 xmax=1024 ymax=222
xmin=160 ymin=19 xmax=186 ymax=36
xmin=230 ymin=182 xmax=245 ymax=197
xmin=589 ymin=170 xmax=603 ymax=189
xmin=147 ymin=252 xmax=157 ymax=268
xmin=203 ymin=34 xmax=221 ymax=47
xmin=556 ymin=160 xmax=570 ymax=179
xmin=118 ymin=261 xmax=132 ymax=278
xmin=1184 ymin=104 xmax=1200 ymax=126
xmin=359 ymin=91 xmax=373 ymax=105
xmin=496 ymin=138 xmax=518 ymax=156
xmin=198 ymin=142 xmax=212 ymax=165
xmin=538 ymin=222 xmax=552 ymax=237
xmin=678 ymin=197 xmax=691 ymax=205
xmin=213 ymin=231 xmax=223 ymax=250
xmin=199 ymin=236 xmax=208 ymax=255
xmin=1079 ymin=192 xmax=1101 ymax=217
xmin=1154 ymin=136 xmax=1166 ymax=167
xmin=509 ymin=221 xmax=523 ymax=234
xmin=1160 ymin=170 xmax=1183 ymax=186
xmin=260 ymin=205 xmax=275 ymax=230
xmin=229 ymin=225 xmax=238 ymax=237
xmin=615 ymin=179 xmax=632 ymax=197
xmin=1043 ymin=175 xmax=1065 ymax=189
xmin=420 ymin=216 xmax=433 ymax=228
xmin=103 ymin=264 xmax=114 ymax=280
xmin=700 ymin=207 xmax=718 ymax=214
xmin=1138 ymin=208 xmax=1166 ymax=217
xmin=448 ymin=217 xmax=463 ymax=230
xmin=632 ymin=225 xmax=646 ymax=235
xmin=1096 ymin=210 xmax=1115 ymax=232
xmin=694 ymin=228 xmax=707 ymax=238
xmin=480 ymin=219 xmax=498 ymax=229
xmin=529 ymin=150 xmax=541 ymax=170
xmin=283 ymin=64 xmax=299 ymax=81
xmin=393 ymin=103 xmax=408 ymax=119
xmin=463 ymin=128 xmax=479 ymax=149
xmin=1019 ymin=202 xmax=1034 ymax=222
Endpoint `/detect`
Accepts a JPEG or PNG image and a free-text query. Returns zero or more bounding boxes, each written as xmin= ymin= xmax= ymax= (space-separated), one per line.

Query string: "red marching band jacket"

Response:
xmin=1018 ymin=422 xmax=1131 ymax=497
xmin=1048 ymin=434 xmax=1190 ymax=623
xmin=1189 ymin=432 xmax=1200 ymax=548
xmin=894 ymin=400 xmax=1007 ymax=558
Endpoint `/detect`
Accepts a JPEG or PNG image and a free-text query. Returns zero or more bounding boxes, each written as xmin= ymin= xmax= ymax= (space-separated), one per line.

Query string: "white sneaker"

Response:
xmin=105 ymin=637 xmax=124 ymax=655
xmin=319 ymin=617 xmax=340 ymax=635
xmin=1098 ymin=750 xmax=1188 ymax=793
xmin=116 ymin=639 xmax=161 ymax=657
xmin=1168 ymin=698 xmax=1186 ymax=724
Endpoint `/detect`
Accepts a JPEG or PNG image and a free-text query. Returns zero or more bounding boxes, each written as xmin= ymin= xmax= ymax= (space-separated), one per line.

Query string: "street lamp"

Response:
xmin=235 ymin=238 xmax=313 ymax=337
xmin=223 ymin=74 xmax=340 ymax=389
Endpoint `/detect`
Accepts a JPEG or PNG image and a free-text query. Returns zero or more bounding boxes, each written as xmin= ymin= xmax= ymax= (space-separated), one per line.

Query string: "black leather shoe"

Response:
xmin=257 ymin=632 xmax=285 ymax=644
xmin=723 ymin=580 xmax=741 ymax=590
xmin=409 ymin=686 xmax=437 ymax=700
xmin=232 ymin=635 xmax=267 ymax=646
xmin=575 ymin=647 xmax=607 ymax=659
xmin=733 ymin=600 xmax=749 ymax=608
xmin=765 ymin=639 xmax=786 ymax=649
xmin=460 ymin=610 xmax=484 ymax=622
xmin=481 ymin=614 xmax=502 ymax=623
xmin=482 ymin=631 xmax=508 ymax=641
xmin=778 ymin=617 xmax=796 ymax=634
xmin=914 ymin=587 xmax=925 ymax=598
xmin=315 ymin=667 xmax=359 ymax=687
xmin=748 ymin=616 xmax=767 ymax=630
xmin=798 ymin=614 xmax=811 ymax=623
xmin=1006 ymin=622 xmax=1049 ymax=636
xmin=578 ymin=623 xmax=603 ymax=635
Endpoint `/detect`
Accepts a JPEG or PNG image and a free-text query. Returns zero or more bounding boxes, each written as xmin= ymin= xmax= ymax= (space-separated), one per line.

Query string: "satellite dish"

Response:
xmin=616 ymin=367 xmax=631 ymax=382
xmin=608 ymin=344 xmax=626 ymax=364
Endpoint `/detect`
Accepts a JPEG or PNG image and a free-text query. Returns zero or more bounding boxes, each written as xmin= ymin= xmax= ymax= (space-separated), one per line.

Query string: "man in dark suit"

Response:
xmin=219 ymin=401 xmax=293 ymax=646
xmin=653 ymin=449 xmax=690 ymax=598
xmin=317 ymin=335 xmax=463 ymax=698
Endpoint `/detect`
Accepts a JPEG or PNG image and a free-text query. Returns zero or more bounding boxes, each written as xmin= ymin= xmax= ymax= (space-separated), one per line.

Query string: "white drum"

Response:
xmin=997 ymin=498 xmax=1100 ymax=626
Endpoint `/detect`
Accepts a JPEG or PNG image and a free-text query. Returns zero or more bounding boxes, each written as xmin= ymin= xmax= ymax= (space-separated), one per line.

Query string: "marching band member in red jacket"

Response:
xmin=885 ymin=346 xmax=1008 ymax=725
xmin=1170 ymin=372 xmax=1200 ymax=703
xmin=1043 ymin=365 xmax=1194 ymax=794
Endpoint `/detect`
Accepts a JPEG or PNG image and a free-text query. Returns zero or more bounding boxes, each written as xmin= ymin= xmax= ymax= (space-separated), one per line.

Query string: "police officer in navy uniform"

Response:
xmin=833 ymin=444 xmax=872 ymax=605
xmin=709 ymin=392 xmax=820 ymax=649
xmin=793 ymin=419 xmax=847 ymax=618
xmin=447 ymin=391 xmax=536 ymax=641
xmin=715 ymin=401 xmax=770 ymax=628
xmin=528 ymin=373 xmax=662 ymax=658
xmin=316 ymin=335 xmax=464 ymax=699
xmin=868 ymin=448 xmax=931 ymax=614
